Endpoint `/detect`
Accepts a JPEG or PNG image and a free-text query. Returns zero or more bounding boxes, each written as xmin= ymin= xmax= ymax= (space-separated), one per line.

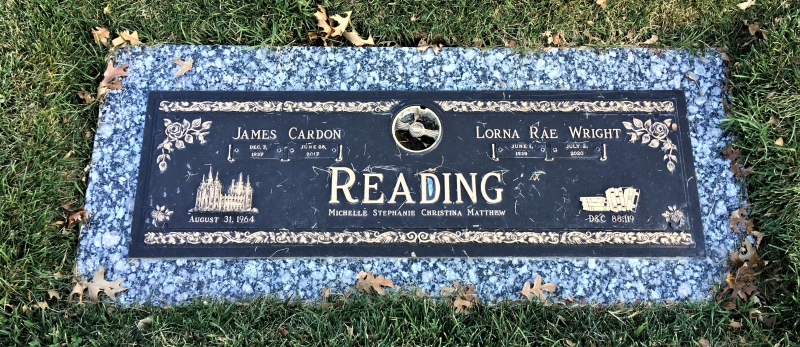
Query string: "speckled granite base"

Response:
xmin=79 ymin=46 xmax=739 ymax=304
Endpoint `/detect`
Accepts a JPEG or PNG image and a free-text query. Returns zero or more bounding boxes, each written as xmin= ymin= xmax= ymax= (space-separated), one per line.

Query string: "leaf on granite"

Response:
xmin=97 ymin=61 xmax=129 ymax=100
xmin=92 ymin=27 xmax=110 ymax=46
xmin=729 ymin=207 xmax=749 ymax=234
xmin=343 ymin=29 xmax=374 ymax=47
xmin=416 ymin=38 xmax=442 ymax=54
xmin=67 ymin=206 xmax=91 ymax=228
xmin=355 ymin=271 xmax=394 ymax=295
xmin=320 ymin=287 xmax=331 ymax=299
xmin=520 ymin=275 xmax=557 ymax=302
xmin=172 ymin=57 xmax=194 ymax=77
xmin=71 ymin=266 xmax=128 ymax=303
xmin=596 ymin=0 xmax=606 ymax=9
xmin=737 ymin=0 xmax=755 ymax=10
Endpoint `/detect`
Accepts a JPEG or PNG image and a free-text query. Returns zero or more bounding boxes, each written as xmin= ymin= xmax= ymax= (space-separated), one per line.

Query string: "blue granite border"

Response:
xmin=79 ymin=46 xmax=739 ymax=304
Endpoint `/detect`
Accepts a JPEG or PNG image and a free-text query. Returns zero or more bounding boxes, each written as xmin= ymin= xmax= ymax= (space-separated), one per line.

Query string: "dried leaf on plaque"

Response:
xmin=92 ymin=27 xmax=110 ymax=46
xmin=172 ymin=57 xmax=194 ymax=76
xmin=355 ymin=271 xmax=395 ymax=295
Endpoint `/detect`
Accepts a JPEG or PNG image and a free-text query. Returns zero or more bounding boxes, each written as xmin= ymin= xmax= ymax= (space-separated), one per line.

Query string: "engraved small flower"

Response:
xmin=661 ymin=205 xmax=685 ymax=228
xmin=156 ymin=118 xmax=211 ymax=172
xmin=150 ymin=205 xmax=173 ymax=228
xmin=623 ymin=117 xmax=679 ymax=172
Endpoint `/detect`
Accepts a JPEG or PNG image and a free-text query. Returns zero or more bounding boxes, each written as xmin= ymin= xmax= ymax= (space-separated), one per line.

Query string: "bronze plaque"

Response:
xmin=129 ymin=91 xmax=705 ymax=258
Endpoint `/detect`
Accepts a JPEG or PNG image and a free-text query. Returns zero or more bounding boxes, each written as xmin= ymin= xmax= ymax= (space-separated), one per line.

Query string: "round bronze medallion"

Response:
xmin=391 ymin=106 xmax=441 ymax=153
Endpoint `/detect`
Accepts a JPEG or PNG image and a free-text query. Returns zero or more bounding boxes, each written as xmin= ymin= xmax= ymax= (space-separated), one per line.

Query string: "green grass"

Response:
xmin=1 ymin=0 xmax=798 ymax=345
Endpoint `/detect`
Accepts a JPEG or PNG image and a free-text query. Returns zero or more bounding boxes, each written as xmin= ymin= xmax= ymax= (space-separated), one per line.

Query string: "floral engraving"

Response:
xmin=623 ymin=117 xmax=678 ymax=172
xmin=661 ymin=205 xmax=685 ymax=228
xmin=159 ymin=101 xmax=399 ymax=113
xmin=143 ymin=230 xmax=694 ymax=246
xmin=435 ymin=100 xmax=675 ymax=113
xmin=156 ymin=118 xmax=211 ymax=172
xmin=150 ymin=205 xmax=173 ymax=228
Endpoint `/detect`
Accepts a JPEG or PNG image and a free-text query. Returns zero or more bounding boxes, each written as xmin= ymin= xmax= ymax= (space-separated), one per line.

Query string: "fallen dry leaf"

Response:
xmin=137 ymin=316 xmax=152 ymax=329
xmin=67 ymin=206 xmax=91 ymax=228
xmin=314 ymin=5 xmax=332 ymax=38
xmin=596 ymin=0 xmax=606 ymax=9
xmin=774 ymin=137 xmax=784 ymax=146
xmin=729 ymin=320 xmax=742 ymax=328
xmin=451 ymin=281 xmax=478 ymax=314
xmin=37 ymin=301 xmax=48 ymax=309
xmin=103 ymin=3 xmax=110 ymax=14
xmin=721 ymin=300 xmax=736 ymax=310
xmin=643 ymin=35 xmax=659 ymax=45
xmin=729 ymin=207 xmax=749 ymax=234
xmin=343 ymin=29 xmax=374 ymax=47
xmin=699 ymin=338 xmax=710 ymax=347
xmin=77 ymin=91 xmax=96 ymax=104
xmin=747 ymin=22 xmax=760 ymax=35
xmin=111 ymin=35 xmax=126 ymax=48
xmin=47 ymin=290 xmax=61 ymax=300
xmin=119 ymin=30 xmax=142 ymax=45
xmin=172 ymin=57 xmax=193 ymax=76
xmin=453 ymin=297 xmax=473 ymax=314
xmin=520 ymin=275 xmax=557 ymax=302
xmin=417 ymin=39 xmax=442 ymax=54
xmin=355 ymin=271 xmax=394 ymax=295
xmin=320 ymin=287 xmax=331 ymax=299
xmin=92 ymin=27 xmax=110 ymax=46
xmin=279 ymin=328 xmax=289 ymax=337
xmin=737 ymin=0 xmax=756 ymax=10
xmin=103 ymin=61 xmax=130 ymax=82
xmin=71 ymin=266 xmax=128 ymax=303
xmin=329 ymin=11 xmax=352 ymax=37
xmin=566 ymin=339 xmax=576 ymax=347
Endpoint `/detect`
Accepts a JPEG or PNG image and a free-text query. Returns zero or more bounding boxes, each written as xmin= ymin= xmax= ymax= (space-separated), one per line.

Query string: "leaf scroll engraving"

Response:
xmin=622 ymin=117 xmax=678 ymax=172
xmin=156 ymin=118 xmax=211 ymax=172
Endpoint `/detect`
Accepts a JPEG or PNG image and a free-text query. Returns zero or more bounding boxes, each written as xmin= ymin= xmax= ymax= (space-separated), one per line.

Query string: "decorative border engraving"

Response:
xmin=157 ymin=118 xmax=211 ymax=172
xmin=144 ymin=231 xmax=693 ymax=246
xmin=159 ymin=101 xmax=400 ymax=113
xmin=435 ymin=100 xmax=675 ymax=113
xmin=623 ymin=117 xmax=678 ymax=172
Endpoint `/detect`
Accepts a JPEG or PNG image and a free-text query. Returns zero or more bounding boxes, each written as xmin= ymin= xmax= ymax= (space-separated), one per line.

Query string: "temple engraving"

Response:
xmin=579 ymin=187 xmax=640 ymax=213
xmin=189 ymin=166 xmax=258 ymax=214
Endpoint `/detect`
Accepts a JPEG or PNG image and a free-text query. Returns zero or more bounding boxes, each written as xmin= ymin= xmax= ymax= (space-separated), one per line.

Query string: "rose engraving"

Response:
xmin=661 ymin=205 xmax=685 ymax=228
xmin=156 ymin=118 xmax=211 ymax=172
xmin=623 ymin=117 xmax=678 ymax=172
xmin=150 ymin=205 xmax=173 ymax=228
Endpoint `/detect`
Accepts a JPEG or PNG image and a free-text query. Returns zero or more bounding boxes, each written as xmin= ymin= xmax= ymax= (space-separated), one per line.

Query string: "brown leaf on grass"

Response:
xmin=699 ymin=338 xmax=710 ymax=347
xmin=71 ymin=266 xmax=128 ymax=303
xmin=520 ymin=275 xmax=557 ymax=302
xmin=721 ymin=300 xmax=736 ymax=310
xmin=417 ymin=39 xmax=442 ymax=54
xmin=120 ymin=30 xmax=142 ymax=45
xmin=503 ymin=39 xmax=516 ymax=48
xmin=729 ymin=320 xmax=742 ymax=328
xmin=67 ymin=206 xmax=91 ymax=228
xmin=172 ymin=57 xmax=194 ymax=76
xmin=320 ymin=287 xmax=331 ymax=299
xmin=36 ymin=302 xmax=48 ymax=309
xmin=103 ymin=4 xmax=110 ymax=14
xmin=729 ymin=207 xmax=749 ymax=234
xmin=744 ymin=21 xmax=768 ymax=39
xmin=343 ymin=30 xmax=374 ymax=47
xmin=355 ymin=271 xmax=394 ymax=295
xmin=596 ymin=0 xmax=606 ymax=9
xmin=92 ymin=27 xmax=110 ymax=46
xmin=643 ymin=35 xmax=659 ymax=45
xmin=722 ymin=146 xmax=740 ymax=162
xmin=314 ymin=5 xmax=332 ymax=38
xmin=137 ymin=316 xmax=152 ymax=330
xmin=329 ymin=11 xmax=352 ymax=37
xmin=774 ymin=137 xmax=784 ymax=146
xmin=451 ymin=281 xmax=479 ymax=314
xmin=737 ymin=0 xmax=756 ymax=10
xmin=77 ymin=91 xmax=96 ymax=104
xmin=279 ymin=328 xmax=289 ymax=337
xmin=111 ymin=35 xmax=126 ymax=48
xmin=47 ymin=290 xmax=61 ymax=300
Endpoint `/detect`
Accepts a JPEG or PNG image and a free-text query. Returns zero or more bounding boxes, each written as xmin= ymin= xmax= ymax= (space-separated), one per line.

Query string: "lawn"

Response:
xmin=1 ymin=0 xmax=798 ymax=345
